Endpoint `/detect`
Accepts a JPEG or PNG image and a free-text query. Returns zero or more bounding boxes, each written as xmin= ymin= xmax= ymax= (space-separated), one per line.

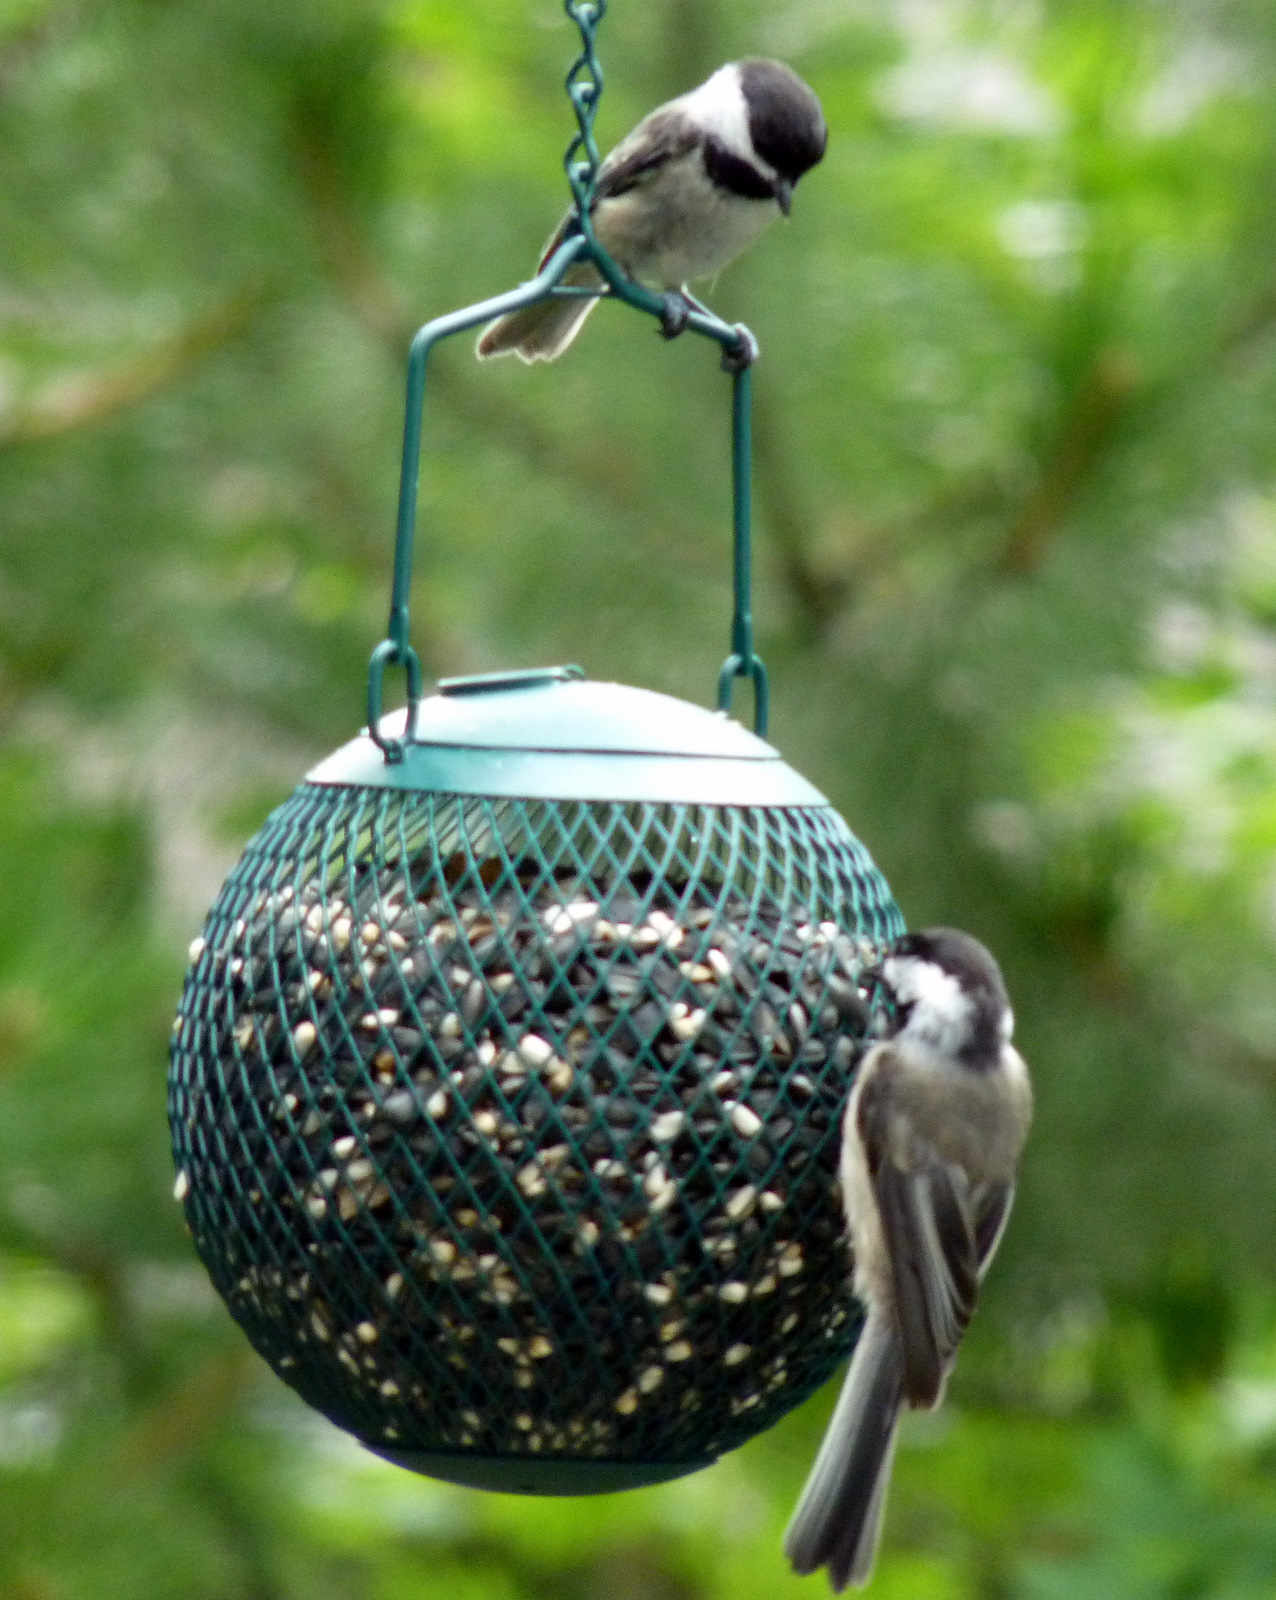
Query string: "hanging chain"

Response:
xmin=563 ymin=1 xmax=607 ymax=226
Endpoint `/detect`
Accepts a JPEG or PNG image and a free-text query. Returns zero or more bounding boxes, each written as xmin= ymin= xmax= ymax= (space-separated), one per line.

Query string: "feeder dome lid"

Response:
xmin=308 ymin=667 xmax=830 ymax=806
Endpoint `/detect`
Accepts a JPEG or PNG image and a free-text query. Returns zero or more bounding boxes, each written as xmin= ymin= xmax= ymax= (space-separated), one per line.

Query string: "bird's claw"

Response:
xmin=659 ymin=291 xmax=692 ymax=340
xmin=720 ymin=325 xmax=760 ymax=374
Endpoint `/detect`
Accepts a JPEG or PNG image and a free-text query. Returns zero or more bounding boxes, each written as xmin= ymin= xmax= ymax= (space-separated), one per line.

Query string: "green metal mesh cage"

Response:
xmin=169 ymin=781 xmax=902 ymax=1492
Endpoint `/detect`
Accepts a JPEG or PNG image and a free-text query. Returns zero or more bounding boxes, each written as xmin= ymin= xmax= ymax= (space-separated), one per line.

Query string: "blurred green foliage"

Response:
xmin=4 ymin=0 xmax=1276 ymax=1594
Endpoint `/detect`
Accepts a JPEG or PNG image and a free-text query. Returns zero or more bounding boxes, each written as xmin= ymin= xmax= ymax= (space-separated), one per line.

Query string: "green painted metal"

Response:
xmin=371 ymin=1446 xmax=714 ymax=1497
xmin=366 ymin=0 xmax=767 ymax=762
xmin=315 ymin=676 xmax=820 ymax=803
xmin=170 ymin=788 xmax=903 ymax=1494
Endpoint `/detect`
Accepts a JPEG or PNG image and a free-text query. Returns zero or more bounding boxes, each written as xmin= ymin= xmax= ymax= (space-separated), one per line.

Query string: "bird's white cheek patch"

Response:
xmin=682 ymin=64 xmax=759 ymax=168
xmin=883 ymin=956 xmax=973 ymax=1054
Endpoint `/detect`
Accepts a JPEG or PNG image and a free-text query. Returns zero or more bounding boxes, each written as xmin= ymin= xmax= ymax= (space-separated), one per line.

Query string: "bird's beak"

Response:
xmin=774 ymin=178 xmax=793 ymax=217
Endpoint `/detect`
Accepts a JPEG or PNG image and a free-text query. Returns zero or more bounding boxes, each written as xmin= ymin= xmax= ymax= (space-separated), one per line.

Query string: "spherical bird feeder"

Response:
xmin=168 ymin=0 xmax=903 ymax=1496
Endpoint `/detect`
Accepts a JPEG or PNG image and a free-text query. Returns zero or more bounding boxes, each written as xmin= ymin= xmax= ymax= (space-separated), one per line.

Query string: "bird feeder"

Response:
xmin=168 ymin=0 xmax=903 ymax=1496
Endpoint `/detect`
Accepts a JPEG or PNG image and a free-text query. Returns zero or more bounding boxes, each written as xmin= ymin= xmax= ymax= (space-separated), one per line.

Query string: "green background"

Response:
xmin=4 ymin=0 xmax=1276 ymax=1594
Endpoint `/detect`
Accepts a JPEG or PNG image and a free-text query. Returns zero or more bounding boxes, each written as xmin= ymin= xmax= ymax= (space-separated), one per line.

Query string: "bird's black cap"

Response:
xmin=739 ymin=59 xmax=828 ymax=184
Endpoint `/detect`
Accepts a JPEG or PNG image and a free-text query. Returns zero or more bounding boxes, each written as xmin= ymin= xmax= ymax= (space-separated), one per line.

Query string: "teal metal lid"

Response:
xmin=308 ymin=668 xmax=830 ymax=806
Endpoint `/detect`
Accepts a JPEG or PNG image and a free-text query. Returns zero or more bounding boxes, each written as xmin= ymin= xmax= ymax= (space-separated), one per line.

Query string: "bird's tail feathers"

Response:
xmin=784 ymin=1306 xmax=903 ymax=1592
xmin=475 ymin=264 xmax=603 ymax=362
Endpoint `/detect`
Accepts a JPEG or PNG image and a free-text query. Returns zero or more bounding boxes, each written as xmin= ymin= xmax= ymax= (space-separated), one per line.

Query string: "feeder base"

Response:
xmin=367 ymin=1445 xmax=718 ymax=1496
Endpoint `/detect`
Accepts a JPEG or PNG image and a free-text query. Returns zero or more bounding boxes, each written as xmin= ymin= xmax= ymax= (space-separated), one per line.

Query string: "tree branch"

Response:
xmin=0 ymin=285 xmax=266 ymax=449
xmin=750 ymin=390 xmax=849 ymax=641
xmin=999 ymin=348 xmax=1140 ymax=576
xmin=290 ymin=115 xmax=641 ymax=512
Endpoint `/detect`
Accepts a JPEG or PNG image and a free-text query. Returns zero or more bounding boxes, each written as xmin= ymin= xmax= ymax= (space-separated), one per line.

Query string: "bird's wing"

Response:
xmin=856 ymin=1062 xmax=1014 ymax=1408
xmin=537 ymin=109 xmax=700 ymax=270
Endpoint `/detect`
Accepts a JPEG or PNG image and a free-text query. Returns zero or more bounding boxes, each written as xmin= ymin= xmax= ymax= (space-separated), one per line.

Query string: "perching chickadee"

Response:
xmin=784 ymin=928 xmax=1033 ymax=1592
xmin=475 ymin=58 xmax=827 ymax=362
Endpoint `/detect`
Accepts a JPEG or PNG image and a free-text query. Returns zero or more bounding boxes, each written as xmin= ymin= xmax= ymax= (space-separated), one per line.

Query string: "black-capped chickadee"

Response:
xmin=476 ymin=58 xmax=827 ymax=363
xmin=784 ymin=928 xmax=1033 ymax=1592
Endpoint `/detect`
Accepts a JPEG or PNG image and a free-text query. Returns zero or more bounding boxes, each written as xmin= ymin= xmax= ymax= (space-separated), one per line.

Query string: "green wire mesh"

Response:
xmin=169 ymin=785 xmax=903 ymax=1485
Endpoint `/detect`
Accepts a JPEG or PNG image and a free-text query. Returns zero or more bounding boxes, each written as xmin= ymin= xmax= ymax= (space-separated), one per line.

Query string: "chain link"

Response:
xmin=563 ymin=0 xmax=608 ymax=226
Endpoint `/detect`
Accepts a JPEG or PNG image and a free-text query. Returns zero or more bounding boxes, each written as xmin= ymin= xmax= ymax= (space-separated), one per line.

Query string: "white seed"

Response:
xmin=724 ymin=1343 xmax=751 ymax=1366
xmin=332 ymin=1136 xmax=358 ymax=1159
xmin=187 ymin=937 xmax=205 ymax=963
xmin=615 ymin=1388 xmax=639 ymax=1415
xmin=305 ymin=905 xmax=325 ymax=935
xmin=711 ymin=1071 xmax=736 ymax=1094
xmin=643 ymin=1162 xmax=670 ymax=1197
xmin=439 ymin=1012 xmax=462 ymax=1040
xmin=516 ymin=1164 xmax=547 ymax=1198
xmin=707 ymin=947 xmax=731 ymax=979
xmin=670 ymin=1008 xmax=706 ymax=1041
xmin=306 ymin=1196 xmax=327 ymax=1219
xmin=728 ymin=1102 xmax=763 ymax=1138
xmin=638 ymin=1365 xmax=664 ymax=1394
xmin=379 ymin=1379 xmax=401 ymax=1399
xmin=426 ymin=1088 xmax=449 ymax=1119
xmin=577 ymin=1219 xmax=600 ymax=1248
xmin=330 ymin=916 xmax=352 ymax=950
xmin=725 ymin=1184 xmax=758 ymax=1221
xmin=429 ymin=1238 xmax=457 ymax=1266
xmin=718 ymin=1282 xmax=748 ymax=1304
xmin=355 ymin=1321 xmax=378 ymax=1344
xmin=528 ymin=1335 xmax=553 ymax=1360
xmin=781 ymin=1312 xmax=799 ymax=1334
xmin=384 ymin=1272 xmax=404 ymax=1299
xmin=649 ymin=1107 xmax=690 ymax=1145
xmin=545 ymin=1060 xmax=573 ymax=1095
xmin=473 ymin=1111 xmax=499 ymax=1136
xmin=497 ymin=1337 xmax=520 ymax=1356
xmin=291 ymin=1020 xmax=317 ymax=1056
xmin=345 ymin=1159 xmax=374 ymax=1183
xmin=476 ymin=1039 xmax=497 ymax=1066
xmin=516 ymin=1033 xmax=554 ymax=1068
xmin=172 ymin=1169 xmax=190 ymax=1202
xmin=310 ymin=1312 xmax=331 ymax=1342
xmin=234 ymin=1020 xmax=254 ymax=1050
xmin=665 ymin=1340 xmax=693 ymax=1362
xmin=777 ymin=1243 xmax=804 ymax=1277
xmin=752 ymin=1274 xmax=777 ymax=1296
xmin=645 ymin=1282 xmax=674 ymax=1306
xmin=760 ymin=1190 xmax=784 ymax=1213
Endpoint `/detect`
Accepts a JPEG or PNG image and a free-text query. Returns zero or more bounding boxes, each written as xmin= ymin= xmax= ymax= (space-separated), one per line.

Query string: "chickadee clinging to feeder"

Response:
xmin=784 ymin=928 xmax=1033 ymax=1592
xmin=475 ymin=58 xmax=827 ymax=363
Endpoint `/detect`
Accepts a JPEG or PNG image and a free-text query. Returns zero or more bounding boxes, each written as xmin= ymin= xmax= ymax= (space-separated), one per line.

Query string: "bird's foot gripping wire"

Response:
xmin=658 ymin=290 xmax=693 ymax=340
xmin=721 ymin=324 xmax=759 ymax=374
